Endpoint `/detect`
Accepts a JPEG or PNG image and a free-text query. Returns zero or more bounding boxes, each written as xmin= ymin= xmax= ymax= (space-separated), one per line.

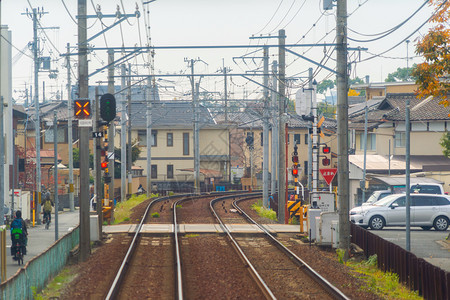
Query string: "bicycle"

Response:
xmin=43 ymin=213 xmax=51 ymax=230
xmin=11 ymin=231 xmax=24 ymax=265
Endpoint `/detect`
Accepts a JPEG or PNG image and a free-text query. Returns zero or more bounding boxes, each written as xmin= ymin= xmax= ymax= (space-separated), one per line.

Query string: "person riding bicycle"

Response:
xmin=138 ymin=184 xmax=146 ymax=194
xmin=43 ymin=190 xmax=53 ymax=224
xmin=10 ymin=210 xmax=28 ymax=256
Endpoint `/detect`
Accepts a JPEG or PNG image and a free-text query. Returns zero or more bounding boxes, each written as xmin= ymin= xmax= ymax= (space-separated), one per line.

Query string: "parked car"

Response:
xmin=410 ymin=183 xmax=445 ymax=195
xmin=362 ymin=190 xmax=392 ymax=206
xmin=350 ymin=193 xmax=450 ymax=231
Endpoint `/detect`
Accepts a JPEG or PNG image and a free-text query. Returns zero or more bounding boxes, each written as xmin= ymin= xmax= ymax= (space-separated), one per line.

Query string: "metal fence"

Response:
xmin=0 ymin=226 xmax=79 ymax=299
xmin=351 ymin=223 xmax=449 ymax=299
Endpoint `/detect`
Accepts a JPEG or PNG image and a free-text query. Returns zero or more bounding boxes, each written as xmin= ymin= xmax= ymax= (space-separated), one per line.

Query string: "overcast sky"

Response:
xmin=2 ymin=0 xmax=435 ymax=102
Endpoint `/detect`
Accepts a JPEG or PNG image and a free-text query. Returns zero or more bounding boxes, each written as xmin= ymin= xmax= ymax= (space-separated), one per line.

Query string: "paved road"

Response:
xmin=5 ymin=210 xmax=80 ymax=279
xmin=370 ymin=227 xmax=450 ymax=273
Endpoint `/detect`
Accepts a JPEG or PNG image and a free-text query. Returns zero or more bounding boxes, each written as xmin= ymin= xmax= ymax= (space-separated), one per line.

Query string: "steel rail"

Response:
xmin=105 ymin=193 xmax=188 ymax=300
xmin=232 ymin=198 xmax=351 ymax=300
xmin=173 ymin=198 xmax=184 ymax=300
xmin=210 ymin=194 xmax=277 ymax=300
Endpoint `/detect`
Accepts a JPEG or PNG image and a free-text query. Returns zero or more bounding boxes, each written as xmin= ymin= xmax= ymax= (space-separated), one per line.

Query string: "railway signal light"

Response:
xmin=100 ymin=93 xmax=116 ymax=123
xmin=74 ymin=100 xmax=91 ymax=118
xmin=322 ymin=146 xmax=330 ymax=154
xmin=322 ymin=157 xmax=330 ymax=166
xmin=292 ymin=166 xmax=299 ymax=177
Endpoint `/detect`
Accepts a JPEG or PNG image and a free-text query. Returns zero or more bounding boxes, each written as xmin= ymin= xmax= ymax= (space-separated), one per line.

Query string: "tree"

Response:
xmin=385 ymin=66 xmax=416 ymax=82
xmin=72 ymin=148 xmax=94 ymax=169
xmin=316 ymin=79 xmax=335 ymax=94
xmin=411 ymin=0 xmax=450 ymax=100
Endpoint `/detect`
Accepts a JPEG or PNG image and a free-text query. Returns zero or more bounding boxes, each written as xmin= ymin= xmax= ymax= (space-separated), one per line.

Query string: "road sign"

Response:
xmin=92 ymin=131 xmax=104 ymax=138
xmin=319 ymin=168 xmax=338 ymax=185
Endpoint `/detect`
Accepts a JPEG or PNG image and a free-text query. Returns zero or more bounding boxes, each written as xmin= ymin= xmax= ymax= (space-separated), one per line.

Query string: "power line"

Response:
xmin=252 ymin=0 xmax=284 ymax=35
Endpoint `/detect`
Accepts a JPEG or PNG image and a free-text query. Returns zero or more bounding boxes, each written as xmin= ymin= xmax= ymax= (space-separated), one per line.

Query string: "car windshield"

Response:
xmin=366 ymin=193 xmax=379 ymax=204
xmin=372 ymin=194 xmax=399 ymax=206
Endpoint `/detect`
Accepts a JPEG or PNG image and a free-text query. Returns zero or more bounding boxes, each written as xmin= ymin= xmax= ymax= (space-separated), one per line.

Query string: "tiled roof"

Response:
xmin=129 ymin=101 xmax=216 ymax=129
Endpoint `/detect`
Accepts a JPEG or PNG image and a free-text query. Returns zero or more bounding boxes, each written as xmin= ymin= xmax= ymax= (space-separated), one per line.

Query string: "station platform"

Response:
xmin=103 ymin=224 xmax=302 ymax=234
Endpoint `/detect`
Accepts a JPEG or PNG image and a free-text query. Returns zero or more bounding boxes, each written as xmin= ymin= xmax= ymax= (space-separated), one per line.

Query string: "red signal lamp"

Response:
xmin=101 ymin=161 xmax=108 ymax=169
xmin=323 ymin=146 xmax=331 ymax=154
xmin=292 ymin=168 xmax=299 ymax=176
xmin=322 ymin=157 xmax=330 ymax=166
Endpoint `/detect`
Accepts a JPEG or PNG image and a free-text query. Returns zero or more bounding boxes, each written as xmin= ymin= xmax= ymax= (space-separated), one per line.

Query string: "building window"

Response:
xmin=304 ymin=134 xmax=309 ymax=145
xmin=395 ymin=132 xmax=405 ymax=148
xmin=45 ymin=127 xmax=66 ymax=143
xmin=151 ymin=165 xmax=157 ymax=179
xmin=358 ymin=133 xmax=376 ymax=151
xmin=287 ymin=133 xmax=290 ymax=144
xmin=167 ymin=132 xmax=173 ymax=147
xmin=260 ymin=132 xmax=263 ymax=146
xmin=138 ymin=130 xmax=147 ymax=146
xmin=151 ymin=130 xmax=157 ymax=147
xmin=294 ymin=134 xmax=301 ymax=145
xmin=167 ymin=164 xmax=174 ymax=179
xmin=183 ymin=133 xmax=189 ymax=155
xmin=304 ymin=161 xmax=308 ymax=177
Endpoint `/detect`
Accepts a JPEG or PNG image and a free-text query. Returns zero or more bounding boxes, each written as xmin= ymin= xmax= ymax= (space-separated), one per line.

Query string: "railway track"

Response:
xmin=104 ymin=192 xmax=350 ymax=299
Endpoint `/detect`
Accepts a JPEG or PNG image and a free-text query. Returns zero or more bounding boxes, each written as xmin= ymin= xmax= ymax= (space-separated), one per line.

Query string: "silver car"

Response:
xmin=350 ymin=193 xmax=450 ymax=231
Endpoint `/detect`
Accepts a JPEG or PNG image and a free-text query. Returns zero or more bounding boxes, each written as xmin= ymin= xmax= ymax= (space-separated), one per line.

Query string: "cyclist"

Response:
xmin=10 ymin=210 xmax=28 ymax=256
xmin=43 ymin=191 xmax=53 ymax=225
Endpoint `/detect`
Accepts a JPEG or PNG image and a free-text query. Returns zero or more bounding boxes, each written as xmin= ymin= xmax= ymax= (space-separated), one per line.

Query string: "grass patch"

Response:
xmin=113 ymin=193 xmax=156 ymax=224
xmin=33 ymin=268 xmax=77 ymax=299
xmin=185 ymin=234 xmax=199 ymax=238
xmin=251 ymin=203 xmax=277 ymax=221
xmin=345 ymin=254 xmax=421 ymax=299
xmin=151 ymin=212 xmax=160 ymax=218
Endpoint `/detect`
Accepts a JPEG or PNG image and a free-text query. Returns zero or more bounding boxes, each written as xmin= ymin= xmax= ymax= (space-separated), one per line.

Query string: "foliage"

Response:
xmin=336 ymin=248 xmax=346 ymax=264
xmin=385 ymin=66 xmax=416 ymax=82
xmin=113 ymin=193 xmax=153 ymax=224
xmin=411 ymin=0 xmax=450 ymax=100
xmin=317 ymin=102 xmax=336 ymax=118
xmin=439 ymin=133 xmax=450 ymax=157
xmin=72 ymin=148 xmax=94 ymax=169
xmin=346 ymin=255 xmax=421 ymax=299
xmin=317 ymin=79 xmax=335 ymax=94
xmin=151 ymin=212 xmax=160 ymax=218
xmin=33 ymin=268 xmax=77 ymax=299
xmin=251 ymin=203 xmax=277 ymax=220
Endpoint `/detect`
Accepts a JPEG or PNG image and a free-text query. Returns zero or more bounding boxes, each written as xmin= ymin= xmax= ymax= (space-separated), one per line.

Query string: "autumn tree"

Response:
xmin=411 ymin=0 xmax=450 ymax=100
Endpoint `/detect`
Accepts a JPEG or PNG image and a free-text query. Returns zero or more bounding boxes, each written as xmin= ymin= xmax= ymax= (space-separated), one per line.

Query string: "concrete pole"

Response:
xmin=53 ymin=110 xmax=59 ymax=241
xmin=120 ymin=64 xmax=126 ymax=202
xmin=223 ymin=60 xmax=228 ymax=123
xmin=78 ymin=0 xmax=90 ymax=261
xmin=190 ymin=59 xmax=200 ymax=194
xmin=362 ymin=102 xmax=368 ymax=203
xmin=336 ymin=0 xmax=350 ymax=255
xmin=262 ymin=47 xmax=269 ymax=207
xmin=94 ymin=86 xmax=102 ymax=236
xmin=0 ymin=97 xmax=4 ymax=226
xmin=405 ymin=98 xmax=411 ymax=251
xmin=270 ymin=61 xmax=278 ymax=198
xmin=107 ymin=50 xmax=115 ymax=204
xmin=12 ymin=129 xmax=15 ymax=218
xmin=146 ymin=77 xmax=152 ymax=197
xmin=278 ymin=29 xmax=286 ymax=223
xmin=67 ymin=43 xmax=74 ymax=212
xmin=308 ymin=69 xmax=313 ymax=192
xmin=194 ymin=82 xmax=200 ymax=193
xmin=33 ymin=8 xmax=42 ymax=224
xmin=127 ymin=64 xmax=132 ymax=196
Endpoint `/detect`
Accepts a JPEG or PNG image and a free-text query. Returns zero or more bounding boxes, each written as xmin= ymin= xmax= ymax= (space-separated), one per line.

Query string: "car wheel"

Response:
xmin=433 ymin=216 xmax=449 ymax=231
xmin=421 ymin=226 xmax=432 ymax=231
xmin=369 ymin=216 xmax=385 ymax=230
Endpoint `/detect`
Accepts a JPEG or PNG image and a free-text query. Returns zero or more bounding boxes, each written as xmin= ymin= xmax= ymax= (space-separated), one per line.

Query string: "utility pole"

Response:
xmin=262 ymin=47 xmax=269 ymax=207
xmin=146 ymin=77 xmax=152 ymax=197
xmin=278 ymin=29 xmax=286 ymax=223
xmin=107 ymin=50 xmax=115 ymax=206
xmin=94 ymin=86 xmax=102 ymax=237
xmin=78 ymin=0 xmax=90 ymax=261
xmin=127 ymin=64 xmax=132 ymax=196
xmin=336 ymin=0 xmax=350 ymax=256
xmin=0 ymin=96 xmax=3 ymax=227
xmin=308 ymin=69 xmax=313 ymax=192
xmin=223 ymin=59 xmax=229 ymax=123
xmin=121 ymin=64 xmax=126 ymax=202
xmin=67 ymin=43 xmax=74 ymax=212
xmin=405 ymin=98 xmax=411 ymax=251
xmin=270 ymin=61 xmax=278 ymax=198
xmin=187 ymin=58 xmax=200 ymax=194
xmin=53 ymin=110 xmax=59 ymax=241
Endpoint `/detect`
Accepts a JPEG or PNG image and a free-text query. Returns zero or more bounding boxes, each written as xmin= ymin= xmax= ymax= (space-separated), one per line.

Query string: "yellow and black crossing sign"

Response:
xmin=288 ymin=199 xmax=302 ymax=218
